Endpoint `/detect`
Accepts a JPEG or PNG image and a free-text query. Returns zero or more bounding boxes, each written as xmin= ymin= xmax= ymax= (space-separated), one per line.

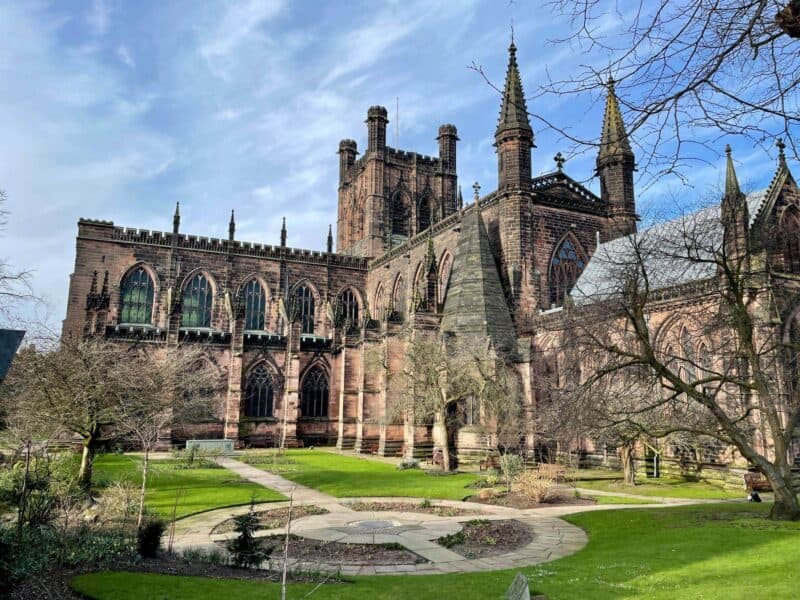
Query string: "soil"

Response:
xmin=211 ymin=505 xmax=328 ymax=535
xmin=348 ymin=501 xmax=482 ymax=517
xmin=469 ymin=491 xmax=597 ymax=510
xmin=9 ymin=555 xmax=347 ymax=600
xmin=258 ymin=534 xmax=426 ymax=565
xmin=437 ymin=519 xmax=533 ymax=559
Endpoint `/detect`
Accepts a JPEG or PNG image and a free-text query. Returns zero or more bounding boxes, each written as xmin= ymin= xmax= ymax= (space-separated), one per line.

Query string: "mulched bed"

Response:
xmin=259 ymin=534 xmax=426 ymax=565
xmin=437 ymin=519 xmax=533 ymax=559
xmin=348 ymin=501 xmax=482 ymax=517
xmin=211 ymin=505 xmax=329 ymax=535
xmin=469 ymin=491 xmax=597 ymax=510
xmin=10 ymin=555 xmax=347 ymax=600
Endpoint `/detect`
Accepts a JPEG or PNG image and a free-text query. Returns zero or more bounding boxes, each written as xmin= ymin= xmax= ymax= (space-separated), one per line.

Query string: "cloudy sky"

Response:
xmin=0 ymin=0 xmax=786 ymax=333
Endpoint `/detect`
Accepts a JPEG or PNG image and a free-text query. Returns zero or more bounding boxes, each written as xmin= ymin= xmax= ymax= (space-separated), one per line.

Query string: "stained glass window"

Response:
xmin=244 ymin=365 xmax=273 ymax=418
xmin=119 ymin=266 xmax=154 ymax=324
xmin=243 ymin=279 xmax=266 ymax=331
xmin=296 ymin=284 xmax=315 ymax=334
xmin=182 ymin=273 xmax=213 ymax=327
xmin=548 ymin=238 xmax=586 ymax=307
xmin=300 ymin=366 xmax=328 ymax=417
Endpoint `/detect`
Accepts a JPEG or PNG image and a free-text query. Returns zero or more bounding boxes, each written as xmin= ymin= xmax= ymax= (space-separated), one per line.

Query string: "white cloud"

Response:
xmin=86 ymin=0 xmax=111 ymax=36
xmin=116 ymin=44 xmax=134 ymax=67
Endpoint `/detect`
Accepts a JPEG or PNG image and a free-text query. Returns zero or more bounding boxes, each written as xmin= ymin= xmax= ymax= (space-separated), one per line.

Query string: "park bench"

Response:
xmin=479 ymin=455 xmax=501 ymax=471
xmin=743 ymin=472 xmax=772 ymax=492
xmin=536 ymin=463 xmax=566 ymax=482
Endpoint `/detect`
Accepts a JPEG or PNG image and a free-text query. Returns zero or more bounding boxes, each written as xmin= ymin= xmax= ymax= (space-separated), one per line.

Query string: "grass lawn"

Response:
xmin=93 ymin=454 xmax=285 ymax=519
xmin=571 ymin=468 xmax=744 ymax=500
xmin=241 ymin=449 xmax=479 ymax=500
xmin=71 ymin=503 xmax=800 ymax=599
xmin=587 ymin=494 xmax=658 ymax=505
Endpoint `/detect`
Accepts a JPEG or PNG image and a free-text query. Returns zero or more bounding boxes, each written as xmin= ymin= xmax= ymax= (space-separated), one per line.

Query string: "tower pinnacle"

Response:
xmin=598 ymin=77 xmax=633 ymax=164
xmin=495 ymin=42 xmax=532 ymax=137
xmin=172 ymin=202 xmax=180 ymax=234
xmin=228 ymin=209 xmax=235 ymax=242
xmin=724 ymin=144 xmax=741 ymax=199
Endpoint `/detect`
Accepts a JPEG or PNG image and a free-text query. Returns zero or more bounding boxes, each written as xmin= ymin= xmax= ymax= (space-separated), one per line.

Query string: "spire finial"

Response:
xmin=598 ymin=75 xmax=633 ymax=164
xmin=725 ymin=144 xmax=741 ymax=198
xmin=172 ymin=202 xmax=180 ymax=234
xmin=327 ymin=224 xmax=333 ymax=253
xmin=496 ymin=38 xmax=531 ymax=137
xmin=228 ymin=209 xmax=235 ymax=242
xmin=280 ymin=217 xmax=287 ymax=248
xmin=510 ymin=18 xmax=515 ymax=49
xmin=777 ymin=137 xmax=787 ymax=167
xmin=472 ymin=181 xmax=481 ymax=201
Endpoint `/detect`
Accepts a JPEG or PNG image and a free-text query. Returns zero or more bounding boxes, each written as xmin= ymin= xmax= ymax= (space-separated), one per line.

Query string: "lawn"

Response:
xmin=93 ymin=454 xmax=285 ymax=519
xmin=587 ymin=494 xmax=658 ymax=505
xmin=240 ymin=449 xmax=479 ymax=500
xmin=71 ymin=503 xmax=800 ymax=599
xmin=571 ymin=468 xmax=744 ymax=500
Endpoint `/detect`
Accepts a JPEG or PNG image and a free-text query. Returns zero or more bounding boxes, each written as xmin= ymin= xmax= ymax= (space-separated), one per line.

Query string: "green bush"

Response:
xmin=227 ymin=504 xmax=270 ymax=568
xmin=137 ymin=519 xmax=165 ymax=558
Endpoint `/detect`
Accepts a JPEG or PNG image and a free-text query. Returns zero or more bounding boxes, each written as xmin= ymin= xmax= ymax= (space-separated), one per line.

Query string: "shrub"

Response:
xmin=137 ymin=519 xmax=165 ymax=558
xmin=419 ymin=498 xmax=432 ymax=509
xmin=514 ymin=471 xmax=561 ymax=504
xmin=227 ymin=504 xmax=268 ymax=568
xmin=101 ymin=481 xmax=138 ymax=526
xmin=498 ymin=453 xmax=523 ymax=490
xmin=397 ymin=458 xmax=420 ymax=470
xmin=181 ymin=546 xmax=230 ymax=566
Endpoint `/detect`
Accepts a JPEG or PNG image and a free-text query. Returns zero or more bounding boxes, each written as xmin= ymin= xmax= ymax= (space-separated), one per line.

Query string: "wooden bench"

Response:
xmin=536 ymin=463 xmax=567 ymax=482
xmin=743 ymin=472 xmax=772 ymax=492
xmin=479 ymin=455 xmax=501 ymax=471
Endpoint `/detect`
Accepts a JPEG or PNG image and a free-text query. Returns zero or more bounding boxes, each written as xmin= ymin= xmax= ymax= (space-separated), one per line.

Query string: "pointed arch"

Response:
xmin=119 ymin=263 xmax=157 ymax=325
xmin=438 ymin=251 xmax=453 ymax=305
xmin=779 ymin=205 xmax=800 ymax=272
xmin=300 ymin=364 xmax=329 ymax=418
xmin=417 ymin=195 xmax=436 ymax=233
xmin=181 ymin=270 xmax=216 ymax=327
xmin=389 ymin=191 xmax=410 ymax=238
xmin=290 ymin=279 xmax=320 ymax=335
xmin=373 ymin=283 xmax=386 ymax=322
xmin=243 ymin=362 xmax=275 ymax=418
xmin=336 ymin=286 xmax=361 ymax=331
xmin=390 ymin=274 xmax=407 ymax=322
xmin=240 ymin=277 xmax=268 ymax=331
xmin=412 ymin=261 xmax=426 ymax=310
xmin=548 ymin=234 xmax=587 ymax=307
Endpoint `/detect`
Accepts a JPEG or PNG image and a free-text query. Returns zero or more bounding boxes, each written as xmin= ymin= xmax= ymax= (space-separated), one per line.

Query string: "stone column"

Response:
xmin=336 ymin=344 xmax=347 ymax=449
xmin=354 ymin=339 xmax=366 ymax=452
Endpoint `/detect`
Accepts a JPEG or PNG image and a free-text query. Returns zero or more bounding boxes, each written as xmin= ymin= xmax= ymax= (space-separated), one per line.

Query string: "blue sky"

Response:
xmin=0 ymin=0 xmax=787 ymax=333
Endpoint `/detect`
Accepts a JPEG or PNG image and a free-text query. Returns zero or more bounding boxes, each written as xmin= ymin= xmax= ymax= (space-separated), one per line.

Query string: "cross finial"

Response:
xmin=777 ymin=137 xmax=787 ymax=167
xmin=472 ymin=181 xmax=480 ymax=201
xmin=554 ymin=152 xmax=566 ymax=171
xmin=725 ymin=144 xmax=732 ymax=156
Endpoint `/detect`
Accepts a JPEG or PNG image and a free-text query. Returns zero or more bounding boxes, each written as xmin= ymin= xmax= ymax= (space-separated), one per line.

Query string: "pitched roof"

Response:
xmin=440 ymin=206 xmax=517 ymax=353
xmin=496 ymin=42 xmax=532 ymax=136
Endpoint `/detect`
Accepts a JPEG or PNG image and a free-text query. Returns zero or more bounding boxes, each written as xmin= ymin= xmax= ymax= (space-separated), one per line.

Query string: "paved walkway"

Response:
xmin=170 ymin=456 xmax=720 ymax=576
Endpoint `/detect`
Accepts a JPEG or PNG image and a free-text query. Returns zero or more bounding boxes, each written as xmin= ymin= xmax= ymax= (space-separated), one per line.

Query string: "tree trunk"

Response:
xmin=620 ymin=442 xmax=636 ymax=485
xmin=137 ymin=450 xmax=150 ymax=529
xmin=78 ymin=437 xmax=97 ymax=495
xmin=765 ymin=465 xmax=800 ymax=521
xmin=436 ymin=410 xmax=451 ymax=472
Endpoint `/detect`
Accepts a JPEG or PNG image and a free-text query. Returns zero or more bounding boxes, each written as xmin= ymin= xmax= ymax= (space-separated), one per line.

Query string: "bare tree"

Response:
xmin=552 ymin=181 xmax=800 ymax=519
xmin=115 ymin=344 xmax=222 ymax=528
xmin=0 ymin=190 xmax=35 ymax=321
xmin=541 ymin=0 xmax=800 ymax=180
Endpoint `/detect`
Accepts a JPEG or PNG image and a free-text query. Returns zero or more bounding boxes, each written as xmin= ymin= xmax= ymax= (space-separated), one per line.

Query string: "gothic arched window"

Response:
xmin=244 ymin=364 xmax=274 ymax=418
xmin=373 ymin=285 xmax=386 ymax=322
xmin=438 ymin=253 xmax=452 ymax=305
xmin=781 ymin=208 xmax=800 ymax=272
xmin=390 ymin=276 xmax=406 ymax=322
xmin=243 ymin=279 xmax=266 ymax=331
xmin=418 ymin=197 xmax=432 ymax=233
xmin=182 ymin=273 xmax=213 ymax=327
xmin=337 ymin=288 xmax=359 ymax=331
xmin=295 ymin=284 xmax=315 ymax=334
xmin=300 ymin=366 xmax=329 ymax=418
xmin=120 ymin=266 xmax=154 ymax=324
xmin=680 ymin=328 xmax=696 ymax=382
xmin=390 ymin=194 xmax=409 ymax=237
xmin=548 ymin=237 xmax=586 ymax=307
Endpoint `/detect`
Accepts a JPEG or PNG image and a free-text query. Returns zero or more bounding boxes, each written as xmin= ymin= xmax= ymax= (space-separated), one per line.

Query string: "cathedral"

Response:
xmin=62 ymin=42 xmax=800 ymax=470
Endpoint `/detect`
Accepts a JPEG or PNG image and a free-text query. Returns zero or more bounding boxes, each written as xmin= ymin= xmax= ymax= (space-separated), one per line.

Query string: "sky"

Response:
xmin=0 ymin=0 xmax=789 ymax=334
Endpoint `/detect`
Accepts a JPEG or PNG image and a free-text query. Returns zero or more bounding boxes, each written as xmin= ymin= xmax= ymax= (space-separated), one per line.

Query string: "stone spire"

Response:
xmin=721 ymin=145 xmax=749 ymax=265
xmin=598 ymin=77 xmax=633 ymax=163
xmin=228 ymin=209 xmax=235 ymax=242
xmin=327 ymin=224 xmax=333 ymax=253
xmin=172 ymin=202 xmax=180 ymax=234
xmin=440 ymin=206 xmax=517 ymax=355
xmin=724 ymin=144 xmax=741 ymax=198
xmin=496 ymin=41 xmax=532 ymax=137
xmin=280 ymin=217 xmax=287 ymax=248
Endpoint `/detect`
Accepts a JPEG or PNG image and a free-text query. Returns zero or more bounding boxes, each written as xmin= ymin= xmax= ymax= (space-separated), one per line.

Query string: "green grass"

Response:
xmin=586 ymin=494 xmax=658 ymax=505
xmin=93 ymin=455 xmax=285 ymax=519
xmin=71 ymin=503 xmax=800 ymax=599
xmin=571 ymin=469 xmax=743 ymax=500
xmin=241 ymin=449 xmax=479 ymax=500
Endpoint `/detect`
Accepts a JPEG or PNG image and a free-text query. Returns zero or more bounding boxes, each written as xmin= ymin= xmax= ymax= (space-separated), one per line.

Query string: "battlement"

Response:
xmin=77 ymin=219 xmax=369 ymax=270
xmin=385 ymin=146 xmax=440 ymax=166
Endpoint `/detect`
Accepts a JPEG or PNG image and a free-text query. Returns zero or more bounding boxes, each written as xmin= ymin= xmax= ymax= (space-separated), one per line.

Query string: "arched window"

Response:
xmin=781 ymin=208 xmax=800 ymax=272
xmin=120 ymin=266 xmax=154 ymax=324
xmin=244 ymin=364 xmax=274 ymax=418
xmin=300 ymin=366 xmax=329 ymax=418
xmin=418 ymin=197 xmax=432 ymax=233
xmin=337 ymin=288 xmax=359 ymax=331
xmin=680 ymin=328 xmax=696 ymax=382
xmin=373 ymin=285 xmax=386 ymax=322
xmin=548 ymin=237 xmax=586 ymax=307
xmin=390 ymin=193 xmax=409 ymax=237
xmin=390 ymin=276 xmax=406 ymax=321
xmin=242 ymin=279 xmax=266 ymax=331
xmin=438 ymin=253 xmax=452 ymax=305
xmin=295 ymin=284 xmax=315 ymax=334
xmin=182 ymin=273 xmax=213 ymax=327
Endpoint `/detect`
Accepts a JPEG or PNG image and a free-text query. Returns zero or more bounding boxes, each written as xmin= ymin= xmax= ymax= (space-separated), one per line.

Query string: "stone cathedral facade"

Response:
xmin=62 ymin=43 xmax=800 ymax=467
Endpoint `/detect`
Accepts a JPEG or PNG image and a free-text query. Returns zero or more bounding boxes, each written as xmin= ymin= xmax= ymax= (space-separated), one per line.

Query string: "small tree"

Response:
xmin=227 ymin=501 xmax=267 ymax=569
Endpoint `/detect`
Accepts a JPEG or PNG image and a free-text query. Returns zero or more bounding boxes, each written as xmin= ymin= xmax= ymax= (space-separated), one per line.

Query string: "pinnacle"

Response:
xmin=598 ymin=78 xmax=633 ymax=162
xmin=496 ymin=41 xmax=532 ymax=136
xmin=725 ymin=145 xmax=741 ymax=199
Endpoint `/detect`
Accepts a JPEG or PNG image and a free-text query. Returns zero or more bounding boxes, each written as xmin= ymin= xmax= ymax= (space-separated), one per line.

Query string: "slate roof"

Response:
xmin=0 ymin=329 xmax=25 ymax=381
xmin=440 ymin=205 xmax=517 ymax=353
xmin=571 ymin=190 xmax=767 ymax=303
